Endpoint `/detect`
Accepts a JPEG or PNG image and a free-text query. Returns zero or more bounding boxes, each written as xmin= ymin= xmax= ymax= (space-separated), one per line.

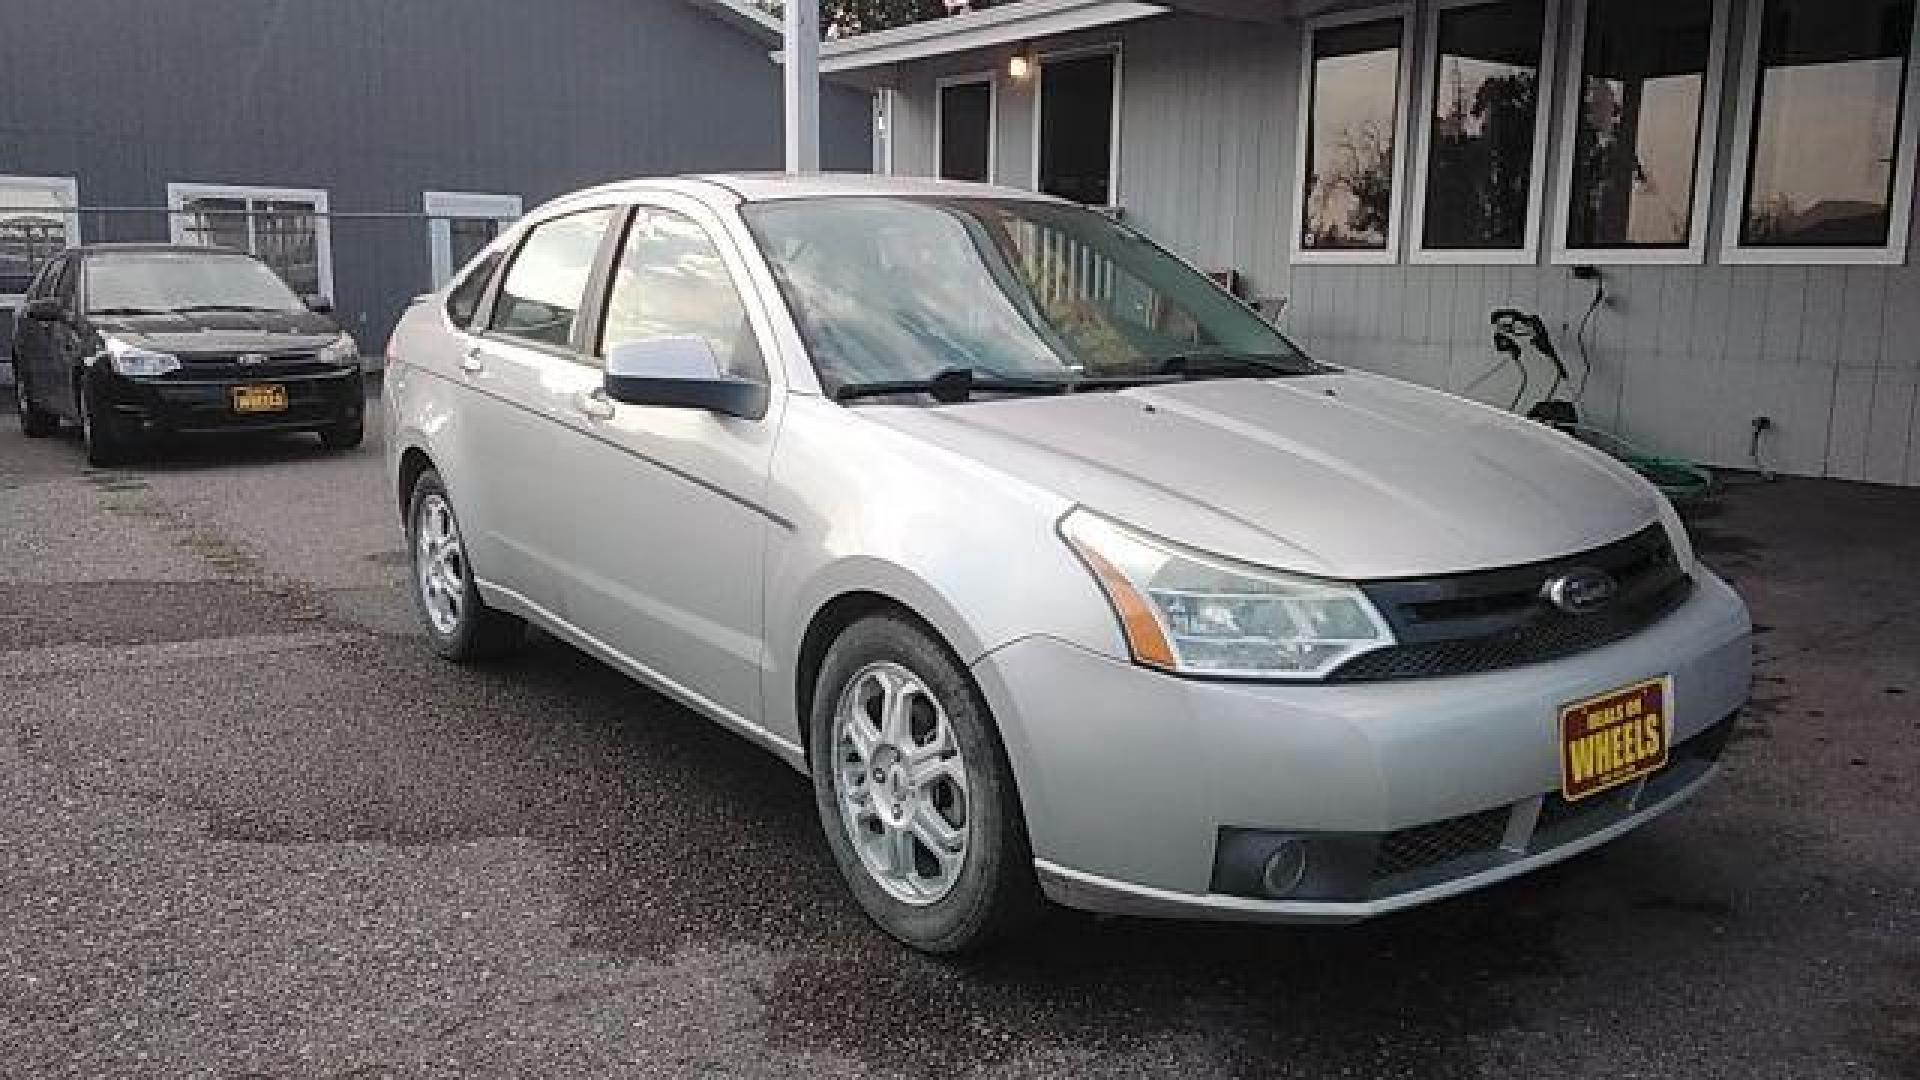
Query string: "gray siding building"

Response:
xmin=0 ymin=0 xmax=870 ymax=365
xmin=833 ymin=0 xmax=1920 ymax=486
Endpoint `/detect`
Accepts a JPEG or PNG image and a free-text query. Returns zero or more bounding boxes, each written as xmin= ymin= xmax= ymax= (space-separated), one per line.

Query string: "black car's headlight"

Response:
xmin=319 ymin=334 xmax=360 ymax=368
xmin=1060 ymin=509 xmax=1395 ymax=680
xmin=103 ymin=336 xmax=181 ymax=377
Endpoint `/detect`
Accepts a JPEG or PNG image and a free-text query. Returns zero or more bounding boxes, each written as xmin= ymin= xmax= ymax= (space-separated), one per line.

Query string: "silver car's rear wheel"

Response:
xmin=832 ymin=661 xmax=971 ymax=905
xmin=404 ymin=468 xmax=523 ymax=662
xmin=414 ymin=492 xmax=467 ymax=636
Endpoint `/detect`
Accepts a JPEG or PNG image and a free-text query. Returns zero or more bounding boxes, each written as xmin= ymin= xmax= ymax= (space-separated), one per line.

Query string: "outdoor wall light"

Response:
xmin=1009 ymin=53 xmax=1033 ymax=81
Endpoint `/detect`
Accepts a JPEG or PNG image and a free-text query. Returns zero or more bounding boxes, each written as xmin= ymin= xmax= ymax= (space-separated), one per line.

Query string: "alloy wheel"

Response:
xmin=832 ymin=662 xmax=971 ymax=905
xmin=414 ymin=492 xmax=468 ymax=636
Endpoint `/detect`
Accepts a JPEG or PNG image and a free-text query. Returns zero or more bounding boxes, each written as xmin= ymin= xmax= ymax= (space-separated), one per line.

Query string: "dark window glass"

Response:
xmin=1567 ymin=0 xmax=1716 ymax=248
xmin=0 ymin=214 xmax=70 ymax=297
xmin=1740 ymin=0 xmax=1915 ymax=247
xmin=938 ymin=81 xmax=994 ymax=183
xmin=1303 ymin=19 xmax=1405 ymax=249
xmin=488 ymin=208 xmax=614 ymax=349
xmin=600 ymin=208 xmax=765 ymax=381
xmin=446 ymin=251 xmax=502 ymax=329
xmin=449 ymin=217 xmax=501 ymax=271
xmin=1422 ymin=0 xmax=1547 ymax=249
xmin=1038 ymin=53 xmax=1117 ymax=206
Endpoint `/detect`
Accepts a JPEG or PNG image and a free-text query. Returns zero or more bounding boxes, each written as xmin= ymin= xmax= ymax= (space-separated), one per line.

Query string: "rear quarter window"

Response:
xmin=445 ymin=251 xmax=502 ymax=329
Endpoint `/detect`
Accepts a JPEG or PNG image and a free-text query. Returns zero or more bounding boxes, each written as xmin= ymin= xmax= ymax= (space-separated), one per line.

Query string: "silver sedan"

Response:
xmin=383 ymin=174 xmax=1752 ymax=953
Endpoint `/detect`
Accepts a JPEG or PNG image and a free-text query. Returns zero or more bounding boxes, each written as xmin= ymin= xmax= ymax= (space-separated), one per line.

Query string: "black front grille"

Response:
xmin=1333 ymin=524 xmax=1690 ymax=681
xmin=177 ymin=352 xmax=326 ymax=378
xmin=1372 ymin=806 xmax=1508 ymax=879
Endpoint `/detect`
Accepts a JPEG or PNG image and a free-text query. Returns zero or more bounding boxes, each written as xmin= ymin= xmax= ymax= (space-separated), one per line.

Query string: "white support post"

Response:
xmin=784 ymin=0 xmax=821 ymax=173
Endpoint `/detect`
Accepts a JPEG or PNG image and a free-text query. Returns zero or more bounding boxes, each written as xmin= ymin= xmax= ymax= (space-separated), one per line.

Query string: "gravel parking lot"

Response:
xmin=1 ymin=402 xmax=1915 ymax=1079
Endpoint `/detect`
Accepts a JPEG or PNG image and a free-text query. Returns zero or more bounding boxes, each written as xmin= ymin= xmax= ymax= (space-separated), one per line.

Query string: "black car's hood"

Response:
xmin=94 ymin=309 xmax=342 ymax=354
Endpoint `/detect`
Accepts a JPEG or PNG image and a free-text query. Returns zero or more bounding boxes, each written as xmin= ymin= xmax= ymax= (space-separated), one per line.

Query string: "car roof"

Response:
xmin=554 ymin=172 xmax=1061 ymax=213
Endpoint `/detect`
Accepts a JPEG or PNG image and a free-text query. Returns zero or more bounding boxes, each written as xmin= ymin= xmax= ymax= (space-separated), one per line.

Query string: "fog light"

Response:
xmin=1260 ymin=838 xmax=1309 ymax=897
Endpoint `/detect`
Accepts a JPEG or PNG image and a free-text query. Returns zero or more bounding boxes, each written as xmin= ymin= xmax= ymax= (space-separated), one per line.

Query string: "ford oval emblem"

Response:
xmin=237 ymin=353 xmax=267 ymax=366
xmin=1542 ymin=567 xmax=1618 ymax=615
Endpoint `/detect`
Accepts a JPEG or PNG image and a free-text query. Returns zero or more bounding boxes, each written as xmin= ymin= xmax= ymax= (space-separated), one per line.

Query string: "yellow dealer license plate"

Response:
xmin=1559 ymin=676 xmax=1670 ymax=801
xmin=232 ymin=384 xmax=288 ymax=413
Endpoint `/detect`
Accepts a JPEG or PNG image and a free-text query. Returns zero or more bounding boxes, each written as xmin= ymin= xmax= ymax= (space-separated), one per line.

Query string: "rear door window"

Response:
xmin=487 ymin=208 xmax=615 ymax=349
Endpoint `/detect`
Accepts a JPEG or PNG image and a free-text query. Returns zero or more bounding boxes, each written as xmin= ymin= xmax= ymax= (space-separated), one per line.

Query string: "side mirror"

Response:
xmin=604 ymin=335 xmax=767 ymax=420
xmin=24 ymin=298 xmax=64 ymax=322
xmin=304 ymin=294 xmax=335 ymax=315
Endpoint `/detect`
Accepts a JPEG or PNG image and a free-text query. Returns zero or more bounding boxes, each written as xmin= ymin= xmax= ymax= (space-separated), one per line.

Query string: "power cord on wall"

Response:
xmin=1570 ymin=270 xmax=1604 ymax=403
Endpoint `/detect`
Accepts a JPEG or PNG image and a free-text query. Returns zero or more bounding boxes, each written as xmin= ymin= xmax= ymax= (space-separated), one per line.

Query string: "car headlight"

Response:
xmin=320 ymin=334 xmax=360 ymax=369
xmin=103 ymin=336 xmax=180 ymax=377
xmin=1655 ymin=496 xmax=1696 ymax=576
xmin=1059 ymin=509 xmax=1395 ymax=679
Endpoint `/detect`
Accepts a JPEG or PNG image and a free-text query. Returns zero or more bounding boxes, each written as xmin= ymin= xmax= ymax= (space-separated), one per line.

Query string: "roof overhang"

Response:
xmin=683 ymin=0 xmax=783 ymax=43
xmin=780 ymin=0 xmax=1172 ymax=74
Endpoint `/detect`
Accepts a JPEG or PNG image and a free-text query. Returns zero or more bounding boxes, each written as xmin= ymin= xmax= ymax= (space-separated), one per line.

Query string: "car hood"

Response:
xmin=861 ymin=371 xmax=1662 ymax=579
xmin=93 ymin=309 xmax=341 ymax=354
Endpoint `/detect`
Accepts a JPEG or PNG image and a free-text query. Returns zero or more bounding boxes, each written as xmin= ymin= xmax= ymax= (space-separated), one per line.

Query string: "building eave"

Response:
xmin=771 ymin=0 xmax=1171 ymax=73
xmin=683 ymin=0 xmax=783 ymax=43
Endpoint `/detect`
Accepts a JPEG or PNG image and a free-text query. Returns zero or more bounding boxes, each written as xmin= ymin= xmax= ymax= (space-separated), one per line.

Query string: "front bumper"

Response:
xmin=971 ymin=567 xmax=1752 ymax=923
xmin=100 ymin=367 xmax=363 ymax=435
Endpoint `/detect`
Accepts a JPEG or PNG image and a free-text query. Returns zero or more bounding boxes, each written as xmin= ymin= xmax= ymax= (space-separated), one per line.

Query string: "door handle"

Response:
xmin=458 ymin=347 xmax=485 ymax=375
xmin=573 ymin=388 xmax=615 ymax=421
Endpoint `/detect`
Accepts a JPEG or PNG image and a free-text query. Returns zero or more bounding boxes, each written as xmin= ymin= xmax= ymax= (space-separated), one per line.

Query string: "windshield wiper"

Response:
xmin=89 ymin=306 xmax=173 ymax=316
xmin=833 ymin=366 xmax=1075 ymax=404
xmin=1155 ymin=351 xmax=1324 ymax=379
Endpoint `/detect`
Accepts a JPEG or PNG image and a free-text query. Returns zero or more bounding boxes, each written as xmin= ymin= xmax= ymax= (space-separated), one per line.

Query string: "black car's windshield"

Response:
xmin=741 ymin=197 xmax=1313 ymax=394
xmin=85 ymin=251 xmax=307 ymax=316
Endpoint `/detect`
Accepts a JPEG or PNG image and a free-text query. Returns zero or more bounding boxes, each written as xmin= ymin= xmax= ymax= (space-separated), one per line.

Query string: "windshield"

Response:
xmin=741 ymin=197 xmax=1312 ymax=393
xmin=85 ymin=251 xmax=308 ymax=315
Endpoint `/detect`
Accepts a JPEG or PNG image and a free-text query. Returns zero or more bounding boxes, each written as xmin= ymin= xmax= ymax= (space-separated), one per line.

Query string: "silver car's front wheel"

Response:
xmin=832 ymin=661 xmax=971 ymax=905
xmin=808 ymin=614 xmax=1041 ymax=953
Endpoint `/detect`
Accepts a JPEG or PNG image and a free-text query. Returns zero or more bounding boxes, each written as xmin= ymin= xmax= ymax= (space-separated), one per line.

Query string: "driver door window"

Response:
xmin=599 ymin=207 xmax=766 ymax=382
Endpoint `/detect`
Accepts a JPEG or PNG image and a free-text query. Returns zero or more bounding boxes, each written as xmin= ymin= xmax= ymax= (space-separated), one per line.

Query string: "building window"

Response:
xmin=1411 ymin=0 xmax=1556 ymax=263
xmin=936 ymin=75 xmax=996 ymax=183
xmin=1552 ymin=0 xmax=1728 ymax=263
xmin=1035 ymin=48 xmax=1120 ymax=207
xmin=1295 ymin=9 xmax=1414 ymax=262
xmin=424 ymin=191 xmax=523 ymax=288
xmin=0 ymin=176 xmax=80 ymax=302
xmin=1722 ymin=0 xmax=1920 ymax=264
xmin=167 ymin=184 xmax=333 ymax=300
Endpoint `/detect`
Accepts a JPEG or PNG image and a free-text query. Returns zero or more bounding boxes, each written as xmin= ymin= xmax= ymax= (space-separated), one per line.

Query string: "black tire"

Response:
xmin=79 ymin=378 xmax=133 ymax=468
xmin=405 ymin=468 xmax=524 ymax=662
xmin=319 ymin=419 xmax=365 ymax=452
xmin=14 ymin=374 xmax=57 ymax=437
xmin=808 ymin=612 xmax=1043 ymax=954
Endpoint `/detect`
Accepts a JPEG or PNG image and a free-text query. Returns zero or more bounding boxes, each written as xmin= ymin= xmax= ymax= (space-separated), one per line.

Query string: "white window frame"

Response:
xmin=1407 ymin=0 xmax=1561 ymax=265
xmin=1028 ymin=43 xmax=1125 ymax=208
xmin=873 ymin=87 xmax=898 ymax=175
xmin=424 ymin=190 xmax=523 ymax=288
xmin=935 ymin=71 xmax=999 ymax=183
xmin=1548 ymin=0 xmax=1731 ymax=265
xmin=1291 ymin=5 xmax=1418 ymax=266
xmin=1718 ymin=0 xmax=1920 ymax=265
xmin=166 ymin=182 xmax=334 ymax=299
xmin=0 ymin=175 xmax=81 ymax=305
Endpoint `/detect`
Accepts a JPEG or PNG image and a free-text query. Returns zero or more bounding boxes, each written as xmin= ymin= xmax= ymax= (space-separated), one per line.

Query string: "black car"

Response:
xmin=11 ymin=244 xmax=364 ymax=466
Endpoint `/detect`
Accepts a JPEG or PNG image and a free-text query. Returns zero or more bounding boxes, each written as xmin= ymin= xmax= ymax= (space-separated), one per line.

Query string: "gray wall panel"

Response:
xmin=0 ymin=0 xmax=870 ymax=353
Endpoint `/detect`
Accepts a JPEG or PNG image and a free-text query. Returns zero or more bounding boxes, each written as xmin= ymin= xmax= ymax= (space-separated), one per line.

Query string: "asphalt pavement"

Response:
xmin=0 ymin=405 xmax=1914 ymax=1078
